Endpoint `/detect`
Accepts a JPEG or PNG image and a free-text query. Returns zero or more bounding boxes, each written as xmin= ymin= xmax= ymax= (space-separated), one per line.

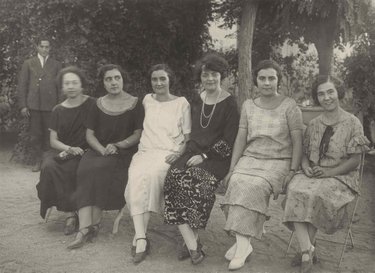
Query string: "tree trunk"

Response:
xmin=237 ymin=0 xmax=259 ymax=108
xmin=314 ymin=11 xmax=338 ymax=76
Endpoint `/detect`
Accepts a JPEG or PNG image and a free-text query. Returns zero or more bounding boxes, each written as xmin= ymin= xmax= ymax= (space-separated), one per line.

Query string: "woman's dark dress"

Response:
xmin=36 ymin=97 xmax=95 ymax=218
xmin=164 ymin=96 xmax=239 ymax=229
xmin=75 ymin=97 xmax=144 ymax=210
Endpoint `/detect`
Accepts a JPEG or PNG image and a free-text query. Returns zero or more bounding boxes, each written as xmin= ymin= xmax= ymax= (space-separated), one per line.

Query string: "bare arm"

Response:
xmin=278 ymin=129 xmax=303 ymax=198
xmin=50 ymin=130 xmax=84 ymax=155
xmin=113 ymin=129 xmax=142 ymax=149
xmin=221 ymin=127 xmax=246 ymax=189
xmin=86 ymin=128 xmax=106 ymax=155
xmin=313 ymin=153 xmax=361 ymax=178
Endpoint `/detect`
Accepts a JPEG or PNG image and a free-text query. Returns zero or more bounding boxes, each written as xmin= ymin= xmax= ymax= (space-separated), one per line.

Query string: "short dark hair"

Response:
xmin=97 ymin=64 xmax=130 ymax=91
xmin=148 ymin=64 xmax=175 ymax=88
xmin=56 ymin=66 xmax=87 ymax=89
xmin=36 ymin=36 xmax=51 ymax=46
xmin=194 ymin=52 xmax=229 ymax=82
xmin=311 ymin=75 xmax=345 ymax=106
xmin=253 ymin=59 xmax=283 ymax=87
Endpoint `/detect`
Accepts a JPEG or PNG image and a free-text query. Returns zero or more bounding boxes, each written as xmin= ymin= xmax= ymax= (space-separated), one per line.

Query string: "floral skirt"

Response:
xmin=164 ymin=166 xmax=220 ymax=229
xmin=282 ymin=173 xmax=356 ymax=234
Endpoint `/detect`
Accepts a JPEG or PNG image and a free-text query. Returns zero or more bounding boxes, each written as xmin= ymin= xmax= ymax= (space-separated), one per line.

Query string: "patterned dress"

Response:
xmin=75 ymin=96 xmax=144 ymax=210
xmin=164 ymin=96 xmax=239 ymax=229
xmin=125 ymin=94 xmax=191 ymax=216
xmin=221 ymin=98 xmax=303 ymax=239
xmin=282 ymin=111 xmax=367 ymax=234
xmin=36 ymin=97 xmax=95 ymax=218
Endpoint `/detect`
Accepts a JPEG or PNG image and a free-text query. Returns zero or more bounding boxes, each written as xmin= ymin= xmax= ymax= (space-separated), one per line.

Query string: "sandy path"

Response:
xmin=1 ymin=136 xmax=375 ymax=273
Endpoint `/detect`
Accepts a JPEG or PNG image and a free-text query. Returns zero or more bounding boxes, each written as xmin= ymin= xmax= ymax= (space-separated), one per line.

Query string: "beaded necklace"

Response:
xmin=199 ymin=90 xmax=222 ymax=129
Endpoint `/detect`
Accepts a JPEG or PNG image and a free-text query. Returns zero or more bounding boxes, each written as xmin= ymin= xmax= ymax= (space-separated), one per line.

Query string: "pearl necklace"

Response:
xmin=200 ymin=90 xmax=222 ymax=129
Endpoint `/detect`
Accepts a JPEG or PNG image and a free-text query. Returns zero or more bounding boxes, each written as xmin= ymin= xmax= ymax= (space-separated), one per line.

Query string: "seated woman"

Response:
xmin=36 ymin=66 xmax=95 ymax=235
xmin=282 ymin=75 xmax=369 ymax=273
xmin=67 ymin=64 xmax=144 ymax=249
xmin=125 ymin=64 xmax=191 ymax=264
xmin=163 ymin=53 xmax=239 ymax=265
xmin=221 ymin=60 xmax=303 ymax=271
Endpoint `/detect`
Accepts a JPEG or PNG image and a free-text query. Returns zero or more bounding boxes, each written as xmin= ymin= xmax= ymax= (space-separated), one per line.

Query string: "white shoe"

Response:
xmin=225 ymin=243 xmax=237 ymax=261
xmin=228 ymin=243 xmax=253 ymax=271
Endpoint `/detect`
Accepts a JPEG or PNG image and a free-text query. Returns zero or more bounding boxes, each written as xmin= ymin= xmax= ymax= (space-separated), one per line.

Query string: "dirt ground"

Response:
xmin=1 ymin=133 xmax=375 ymax=273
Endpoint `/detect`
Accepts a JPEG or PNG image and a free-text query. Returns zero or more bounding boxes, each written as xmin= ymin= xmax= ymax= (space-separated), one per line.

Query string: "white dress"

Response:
xmin=125 ymin=94 xmax=191 ymax=216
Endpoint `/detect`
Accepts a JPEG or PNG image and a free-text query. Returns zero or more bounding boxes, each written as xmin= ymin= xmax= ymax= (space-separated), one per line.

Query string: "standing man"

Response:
xmin=17 ymin=37 xmax=62 ymax=172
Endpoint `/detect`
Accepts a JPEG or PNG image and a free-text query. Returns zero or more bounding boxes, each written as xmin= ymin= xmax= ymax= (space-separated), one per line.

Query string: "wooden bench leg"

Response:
xmin=112 ymin=207 xmax=124 ymax=234
xmin=45 ymin=207 xmax=53 ymax=223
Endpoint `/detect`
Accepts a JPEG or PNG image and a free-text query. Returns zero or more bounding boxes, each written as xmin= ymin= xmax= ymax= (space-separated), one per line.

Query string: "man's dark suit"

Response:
xmin=17 ymin=55 xmax=62 ymax=162
xmin=18 ymin=56 xmax=62 ymax=111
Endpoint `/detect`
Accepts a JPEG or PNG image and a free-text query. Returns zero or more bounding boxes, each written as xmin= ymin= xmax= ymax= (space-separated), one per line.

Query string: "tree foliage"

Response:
xmin=345 ymin=7 xmax=375 ymax=120
xmin=0 ymin=0 xmax=213 ymax=162
xmin=215 ymin=0 xmax=370 ymax=98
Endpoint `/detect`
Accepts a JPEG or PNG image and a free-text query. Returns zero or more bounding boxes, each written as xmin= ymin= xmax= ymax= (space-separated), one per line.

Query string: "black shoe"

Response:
xmin=190 ymin=248 xmax=205 ymax=265
xmin=67 ymin=226 xmax=94 ymax=249
xmin=177 ymin=242 xmax=190 ymax=260
xmin=133 ymin=238 xmax=150 ymax=264
xmin=63 ymin=214 xmax=78 ymax=236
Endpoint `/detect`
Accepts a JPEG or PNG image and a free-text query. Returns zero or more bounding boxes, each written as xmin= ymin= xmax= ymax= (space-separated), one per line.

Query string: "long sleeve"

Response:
xmin=17 ymin=60 xmax=29 ymax=109
xmin=206 ymin=97 xmax=239 ymax=159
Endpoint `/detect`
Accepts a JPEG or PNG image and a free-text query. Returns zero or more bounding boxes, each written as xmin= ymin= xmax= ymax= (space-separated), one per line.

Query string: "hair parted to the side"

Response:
xmin=56 ymin=66 xmax=88 ymax=89
xmin=148 ymin=64 xmax=175 ymax=88
xmin=311 ymin=75 xmax=345 ymax=106
xmin=253 ymin=59 xmax=283 ymax=88
xmin=194 ymin=52 xmax=229 ymax=82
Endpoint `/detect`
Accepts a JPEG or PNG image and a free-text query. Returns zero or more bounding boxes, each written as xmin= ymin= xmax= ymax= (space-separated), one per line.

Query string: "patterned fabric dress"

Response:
xmin=125 ymin=94 xmax=191 ymax=216
xmin=75 ymin=97 xmax=144 ymax=211
xmin=36 ymin=97 xmax=95 ymax=218
xmin=164 ymin=96 xmax=239 ymax=229
xmin=221 ymin=98 xmax=303 ymax=239
xmin=282 ymin=111 xmax=367 ymax=234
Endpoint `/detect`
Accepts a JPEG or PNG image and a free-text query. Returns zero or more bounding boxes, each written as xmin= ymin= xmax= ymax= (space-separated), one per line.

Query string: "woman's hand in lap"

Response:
xmin=104 ymin=144 xmax=118 ymax=156
xmin=186 ymin=155 xmax=204 ymax=167
xmin=312 ymin=166 xmax=332 ymax=178
xmin=67 ymin=146 xmax=84 ymax=156
xmin=165 ymin=153 xmax=180 ymax=165
xmin=302 ymin=166 xmax=315 ymax=177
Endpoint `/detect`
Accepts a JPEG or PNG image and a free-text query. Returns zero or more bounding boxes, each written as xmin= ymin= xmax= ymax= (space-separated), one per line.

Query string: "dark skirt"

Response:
xmin=36 ymin=150 xmax=80 ymax=218
xmin=163 ymin=152 xmax=226 ymax=229
xmin=74 ymin=149 xmax=134 ymax=211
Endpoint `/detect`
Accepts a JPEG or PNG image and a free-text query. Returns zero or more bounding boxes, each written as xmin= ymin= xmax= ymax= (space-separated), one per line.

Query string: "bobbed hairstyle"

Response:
xmin=148 ymin=64 xmax=175 ymax=88
xmin=97 ymin=64 xmax=130 ymax=91
xmin=194 ymin=52 xmax=229 ymax=82
xmin=56 ymin=66 xmax=87 ymax=89
xmin=253 ymin=59 xmax=283 ymax=88
xmin=311 ymin=75 xmax=345 ymax=106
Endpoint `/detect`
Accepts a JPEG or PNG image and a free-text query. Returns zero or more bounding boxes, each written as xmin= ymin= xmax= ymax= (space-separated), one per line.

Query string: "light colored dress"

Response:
xmin=282 ymin=111 xmax=367 ymax=234
xmin=221 ymin=98 xmax=303 ymax=239
xmin=125 ymin=94 xmax=191 ymax=216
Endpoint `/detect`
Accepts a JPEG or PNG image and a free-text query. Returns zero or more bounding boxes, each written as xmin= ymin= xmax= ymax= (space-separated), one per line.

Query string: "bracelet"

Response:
xmin=289 ymin=169 xmax=297 ymax=173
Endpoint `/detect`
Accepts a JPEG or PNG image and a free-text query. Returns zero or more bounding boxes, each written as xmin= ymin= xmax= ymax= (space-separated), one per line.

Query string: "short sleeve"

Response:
xmin=49 ymin=105 xmax=60 ymax=132
xmin=85 ymin=101 xmax=99 ymax=130
xmin=286 ymin=100 xmax=303 ymax=131
xmin=134 ymin=98 xmax=144 ymax=130
xmin=347 ymin=116 xmax=370 ymax=154
xmin=239 ymin=100 xmax=249 ymax=129
xmin=181 ymin=98 xmax=192 ymax=134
